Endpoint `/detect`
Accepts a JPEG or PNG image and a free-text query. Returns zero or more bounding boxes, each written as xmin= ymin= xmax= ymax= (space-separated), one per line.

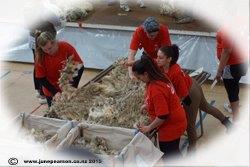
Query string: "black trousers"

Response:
xmin=223 ymin=77 xmax=241 ymax=102
xmin=32 ymin=49 xmax=44 ymax=96
xmin=46 ymin=96 xmax=53 ymax=107
xmin=223 ymin=63 xmax=248 ymax=103
xmin=159 ymin=138 xmax=181 ymax=160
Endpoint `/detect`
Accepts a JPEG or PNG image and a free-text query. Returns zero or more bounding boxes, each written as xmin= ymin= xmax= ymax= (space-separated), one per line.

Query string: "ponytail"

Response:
xmin=159 ymin=44 xmax=180 ymax=65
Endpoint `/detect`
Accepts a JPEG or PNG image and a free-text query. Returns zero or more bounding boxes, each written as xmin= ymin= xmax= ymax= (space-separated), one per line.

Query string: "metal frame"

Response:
xmin=82 ymin=64 xmax=115 ymax=88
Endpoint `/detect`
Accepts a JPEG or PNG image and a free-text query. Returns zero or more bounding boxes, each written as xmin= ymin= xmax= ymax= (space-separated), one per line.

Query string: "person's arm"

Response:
xmin=66 ymin=42 xmax=83 ymax=64
xmin=140 ymin=104 xmax=147 ymax=114
xmin=127 ymin=28 xmax=141 ymax=79
xmin=138 ymin=117 xmax=165 ymax=133
xmin=64 ymin=42 xmax=84 ymax=87
xmin=139 ymin=92 xmax=169 ymax=133
xmin=127 ymin=49 xmax=137 ymax=79
xmin=71 ymin=65 xmax=84 ymax=88
xmin=215 ymin=48 xmax=231 ymax=80
xmin=37 ymin=77 xmax=58 ymax=96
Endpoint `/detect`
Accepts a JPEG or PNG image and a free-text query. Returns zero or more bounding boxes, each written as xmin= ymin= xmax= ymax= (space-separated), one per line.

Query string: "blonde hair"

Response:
xmin=35 ymin=31 xmax=56 ymax=64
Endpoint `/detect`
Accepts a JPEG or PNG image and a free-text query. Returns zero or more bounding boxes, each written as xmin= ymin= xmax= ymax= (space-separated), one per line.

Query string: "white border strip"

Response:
xmin=65 ymin=22 xmax=216 ymax=37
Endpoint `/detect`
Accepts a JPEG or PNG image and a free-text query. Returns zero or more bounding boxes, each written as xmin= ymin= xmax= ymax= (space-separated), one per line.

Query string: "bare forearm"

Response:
xmin=128 ymin=49 xmax=137 ymax=61
xmin=217 ymin=48 xmax=231 ymax=72
xmin=37 ymin=77 xmax=58 ymax=96
xmin=127 ymin=49 xmax=137 ymax=77
xmin=148 ymin=117 xmax=165 ymax=131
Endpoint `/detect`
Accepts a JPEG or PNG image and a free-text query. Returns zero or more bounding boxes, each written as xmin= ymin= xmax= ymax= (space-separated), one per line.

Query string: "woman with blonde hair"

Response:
xmin=35 ymin=31 xmax=84 ymax=107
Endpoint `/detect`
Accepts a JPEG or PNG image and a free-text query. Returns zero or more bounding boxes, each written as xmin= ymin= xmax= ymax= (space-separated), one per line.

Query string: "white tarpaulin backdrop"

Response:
xmin=0 ymin=22 xmax=249 ymax=83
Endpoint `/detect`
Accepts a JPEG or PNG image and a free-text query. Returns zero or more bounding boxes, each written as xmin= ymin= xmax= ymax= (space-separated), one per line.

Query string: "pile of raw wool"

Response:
xmin=73 ymin=136 xmax=118 ymax=155
xmin=50 ymin=0 xmax=94 ymax=22
xmin=22 ymin=128 xmax=53 ymax=143
xmin=65 ymin=0 xmax=94 ymax=22
xmin=160 ymin=0 xmax=176 ymax=16
xmin=48 ymin=59 xmax=149 ymax=129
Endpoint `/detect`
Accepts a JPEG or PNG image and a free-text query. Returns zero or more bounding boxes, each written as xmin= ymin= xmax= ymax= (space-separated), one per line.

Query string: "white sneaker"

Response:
xmin=224 ymin=102 xmax=233 ymax=113
xmin=120 ymin=4 xmax=131 ymax=12
xmin=38 ymin=97 xmax=47 ymax=104
xmin=139 ymin=3 xmax=145 ymax=8
xmin=35 ymin=90 xmax=41 ymax=98
xmin=35 ymin=90 xmax=46 ymax=99
xmin=137 ymin=0 xmax=145 ymax=8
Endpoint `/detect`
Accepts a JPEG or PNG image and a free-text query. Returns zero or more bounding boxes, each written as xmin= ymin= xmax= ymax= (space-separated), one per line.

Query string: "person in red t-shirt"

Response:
xmin=156 ymin=44 xmax=232 ymax=152
xmin=35 ymin=31 xmax=84 ymax=107
xmin=216 ymin=30 xmax=248 ymax=120
xmin=127 ymin=17 xmax=171 ymax=79
xmin=132 ymin=53 xmax=187 ymax=159
xmin=29 ymin=21 xmax=57 ymax=104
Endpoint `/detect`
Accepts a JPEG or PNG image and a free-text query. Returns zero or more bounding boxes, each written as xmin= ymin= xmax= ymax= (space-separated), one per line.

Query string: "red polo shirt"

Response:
xmin=35 ymin=41 xmax=83 ymax=97
xmin=145 ymin=80 xmax=187 ymax=142
xmin=130 ymin=24 xmax=171 ymax=59
xmin=216 ymin=30 xmax=244 ymax=65
xmin=165 ymin=64 xmax=192 ymax=99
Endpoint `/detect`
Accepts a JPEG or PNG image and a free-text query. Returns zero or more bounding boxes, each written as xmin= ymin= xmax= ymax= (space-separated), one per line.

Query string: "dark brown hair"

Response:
xmin=159 ymin=44 xmax=180 ymax=65
xmin=132 ymin=52 xmax=171 ymax=84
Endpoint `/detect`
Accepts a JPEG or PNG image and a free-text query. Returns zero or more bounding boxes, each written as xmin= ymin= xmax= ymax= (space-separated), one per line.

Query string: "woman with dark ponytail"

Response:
xmin=156 ymin=44 xmax=232 ymax=152
xmin=132 ymin=53 xmax=187 ymax=160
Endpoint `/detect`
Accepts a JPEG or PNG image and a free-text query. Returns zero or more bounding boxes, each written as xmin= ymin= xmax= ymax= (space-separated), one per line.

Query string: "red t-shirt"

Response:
xmin=35 ymin=41 xmax=83 ymax=97
xmin=130 ymin=24 xmax=171 ymax=59
xmin=216 ymin=30 xmax=244 ymax=65
xmin=165 ymin=64 xmax=192 ymax=99
xmin=145 ymin=80 xmax=187 ymax=142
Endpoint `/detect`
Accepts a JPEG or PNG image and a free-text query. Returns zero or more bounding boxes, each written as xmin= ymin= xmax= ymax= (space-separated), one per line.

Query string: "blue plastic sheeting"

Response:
xmin=1 ymin=24 xmax=249 ymax=83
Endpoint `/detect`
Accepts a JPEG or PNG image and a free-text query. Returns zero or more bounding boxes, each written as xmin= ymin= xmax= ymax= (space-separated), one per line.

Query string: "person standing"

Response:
xmin=216 ymin=30 xmax=248 ymax=121
xmin=127 ymin=17 xmax=172 ymax=79
xmin=35 ymin=31 xmax=84 ymax=107
xmin=132 ymin=54 xmax=187 ymax=159
xmin=28 ymin=21 xmax=57 ymax=104
xmin=107 ymin=0 xmax=145 ymax=12
xmin=120 ymin=0 xmax=145 ymax=11
xmin=24 ymin=0 xmax=65 ymax=104
xmin=156 ymin=44 xmax=232 ymax=152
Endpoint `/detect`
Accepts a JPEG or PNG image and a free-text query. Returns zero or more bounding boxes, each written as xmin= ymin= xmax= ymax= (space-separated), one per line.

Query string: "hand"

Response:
xmin=128 ymin=70 xmax=137 ymax=80
xmin=137 ymin=123 xmax=151 ymax=133
xmin=215 ymin=70 xmax=223 ymax=81
xmin=53 ymin=92 xmax=61 ymax=101
xmin=140 ymin=104 xmax=147 ymax=114
xmin=68 ymin=74 xmax=74 ymax=82
xmin=120 ymin=60 xmax=135 ymax=67
xmin=125 ymin=60 xmax=135 ymax=67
